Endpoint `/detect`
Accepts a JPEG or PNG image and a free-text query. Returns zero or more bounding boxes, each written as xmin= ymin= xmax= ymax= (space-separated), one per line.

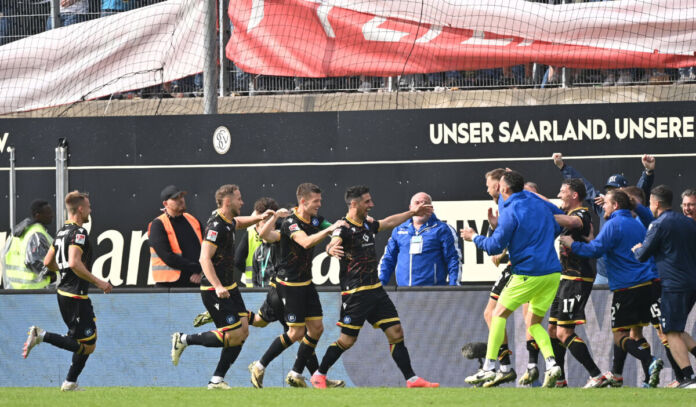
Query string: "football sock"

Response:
xmin=550 ymin=337 xmax=566 ymax=379
xmin=621 ymin=337 xmax=652 ymax=382
xmin=318 ymin=342 xmax=347 ymax=375
xmin=306 ymin=352 xmax=319 ymax=374
xmin=526 ymin=339 xmax=540 ymax=365
xmin=260 ymin=333 xmax=292 ymax=367
xmin=612 ymin=343 xmax=627 ymax=375
xmin=390 ymin=339 xmax=416 ymax=380
xmin=66 ymin=352 xmax=89 ymax=382
xmin=43 ymin=332 xmax=80 ymax=352
xmin=527 ymin=323 xmax=554 ymax=361
xmin=662 ymin=340 xmax=683 ymax=382
xmin=486 ymin=316 xmax=507 ymax=360
xmin=292 ymin=334 xmax=318 ymax=374
xmin=186 ymin=331 xmax=223 ymax=347
xmin=681 ymin=366 xmax=695 ymax=381
xmin=564 ymin=334 xmax=601 ymax=377
xmin=213 ymin=345 xmax=242 ymax=378
xmin=498 ymin=343 xmax=512 ymax=367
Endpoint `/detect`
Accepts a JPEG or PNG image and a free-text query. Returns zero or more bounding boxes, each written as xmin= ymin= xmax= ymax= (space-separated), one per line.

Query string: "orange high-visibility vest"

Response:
xmin=148 ymin=213 xmax=202 ymax=283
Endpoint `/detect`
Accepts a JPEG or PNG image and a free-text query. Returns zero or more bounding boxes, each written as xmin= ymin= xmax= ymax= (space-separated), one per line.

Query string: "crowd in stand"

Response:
xmin=1 ymin=0 xmax=693 ymax=98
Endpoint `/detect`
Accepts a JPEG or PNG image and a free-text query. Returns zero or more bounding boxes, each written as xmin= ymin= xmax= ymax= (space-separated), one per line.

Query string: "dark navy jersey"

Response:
xmin=201 ymin=210 xmax=237 ymax=288
xmin=560 ymin=207 xmax=595 ymax=280
xmin=55 ymin=222 xmax=92 ymax=298
xmin=275 ymin=211 xmax=326 ymax=284
xmin=333 ymin=217 xmax=381 ymax=292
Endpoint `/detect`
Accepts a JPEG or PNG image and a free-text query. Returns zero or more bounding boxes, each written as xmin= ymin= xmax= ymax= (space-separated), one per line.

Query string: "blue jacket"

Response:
xmin=571 ymin=209 xmax=657 ymax=291
xmin=473 ymin=191 xmax=561 ymax=276
xmin=560 ymin=164 xmax=653 ymax=278
xmin=378 ymin=214 xmax=461 ymax=286
xmin=634 ymin=210 xmax=696 ymax=291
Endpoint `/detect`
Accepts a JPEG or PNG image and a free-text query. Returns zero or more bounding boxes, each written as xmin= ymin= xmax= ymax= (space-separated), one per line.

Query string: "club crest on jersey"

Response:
xmin=312 ymin=218 xmax=319 ymax=226
xmin=289 ymin=223 xmax=300 ymax=232
xmin=207 ymin=230 xmax=218 ymax=241
xmin=287 ymin=314 xmax=297 ymax=323
xmin=226 ymin=315 xmax=237 ymax=324
xmin=343 ymin=316 xmax=352 ymax=324
xmin=84 ymin=328 xmax=94 ymax=337
xmin=75 ymin=234 xmax=86 ymax=244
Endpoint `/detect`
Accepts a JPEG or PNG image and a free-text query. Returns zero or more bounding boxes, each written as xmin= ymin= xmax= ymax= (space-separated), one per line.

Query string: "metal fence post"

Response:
xmin=50 ymin=0 xmax=61 ymax=29
xmin=218 ymin=0 xmax=230 ymax=97
xmin=203 ymin=0 xmax=218 ymax=114
xmin=8 ymin=146 xmax=16 ymax=233
xmin=55 ymin=140 xmax=69 ymax=232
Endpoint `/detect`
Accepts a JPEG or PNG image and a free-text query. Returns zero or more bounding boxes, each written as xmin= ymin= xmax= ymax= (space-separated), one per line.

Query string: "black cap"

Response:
xmin=160 ymin=185 xmax=186 ymax=201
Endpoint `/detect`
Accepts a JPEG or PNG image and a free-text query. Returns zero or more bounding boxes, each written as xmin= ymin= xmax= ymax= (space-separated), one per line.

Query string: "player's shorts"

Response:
xmin=275 ymin=281 xmax=322 ymax=327
xmin=258 ymin=284 xmax=285 ymax=325
xmin=660 ymin=289 xmax=696 ymax=333
xmin=201 ymin=285 xmax=247 ymax=330
xmin=337 ymin=286 xmax=400 ymax=336
xmin=490 ymin=265 xmax=512 ymax=300
xmin=549 ymin=278 xmax=593 ymax=326
xmin=649 ymin=279 xmax=663 ymax=328
xmin=498 ymin=272 xmax=560 ymax=317
xmin=57 ymin=294 xmax=97 ymax=344
xmin=610 ymin=281 xmax=654 ymax=332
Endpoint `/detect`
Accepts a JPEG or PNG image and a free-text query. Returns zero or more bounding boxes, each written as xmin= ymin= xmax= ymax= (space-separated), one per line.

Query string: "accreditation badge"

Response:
xmin=409 ymin=235 xmax=423 ymax=254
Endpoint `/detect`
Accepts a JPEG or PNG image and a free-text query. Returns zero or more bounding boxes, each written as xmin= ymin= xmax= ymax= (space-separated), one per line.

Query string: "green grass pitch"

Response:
xmin=1 ymin=388 xmax=694 ymax=407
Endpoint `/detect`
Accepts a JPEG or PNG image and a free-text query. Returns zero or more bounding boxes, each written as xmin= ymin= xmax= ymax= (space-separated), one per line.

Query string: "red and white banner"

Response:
xmin=0 ymin=0 xmax=205 ymax=115
xmin=227 ymin=0 xmax=696 ymax=77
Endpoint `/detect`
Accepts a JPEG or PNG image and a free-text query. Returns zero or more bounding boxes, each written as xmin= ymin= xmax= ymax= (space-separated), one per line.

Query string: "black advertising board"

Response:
xmin=1 ymin=101 xmax=694 ymax=286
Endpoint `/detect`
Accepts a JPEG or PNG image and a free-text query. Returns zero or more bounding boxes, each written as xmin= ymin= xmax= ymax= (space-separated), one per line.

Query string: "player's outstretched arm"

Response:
xmin=258 ymin=209 xmax=288 ymax=243
xmin=378 ymin=203 xmax=432 ymax=232
xmin=68 ymin=246 xmax=112 ymax=293
xmin=293 ymin=219 xmax=346 ymax=249
xmin=236 ymin=209 xmax=275 ymax=230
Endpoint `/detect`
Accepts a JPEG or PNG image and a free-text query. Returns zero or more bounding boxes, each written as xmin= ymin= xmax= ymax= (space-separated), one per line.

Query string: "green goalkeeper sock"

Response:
xmin=486 ymin=316 xmax=507 ymax=360
xmin=528 ymin=323 xmax=554 ymax=359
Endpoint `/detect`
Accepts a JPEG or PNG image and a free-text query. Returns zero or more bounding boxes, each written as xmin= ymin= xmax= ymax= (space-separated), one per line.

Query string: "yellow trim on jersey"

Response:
xmin=276 ymin=279 xmax=312 ymax=287
xmin=567 ymin=206 xmax=589 ymax=216
xmin=287 ymin=322 xmax=306 ymax=327
xmin=556 ymin=320 xmax=587 ymax=326
xmin=202 ymin=240 xmax=218 ymax=248
xmin=305 ymin=316 xmax=323 ymax=321
xmin=69 ymin=245 xmax=84 ymax=253
xmin=200 ymin=283 xmax=237 ymax=291
xmin=57 ymin=289 xmax=88 ymax=299
xmin=373 ymin=317 xmax=400 ymax=328
xmin=346 ymin=216 xmax=363 ymax=227
xmin=217 ymin=210 xmax=234 ymax=224
xmin=337 ymin=322 xmax=363 ymax=330
xmin=612 ymin=322 xmax=650 ymax=332
xmin=293 ymin=209 xmax=311 ymax=224
xmin=341 ymin=282 xmax=382 ymax=295
xmin=77 ymin=332 xmax=97 ymax=343
xmin=218 ymin=321 xmax=242 ymax=331
xmin=614 ymin=280 xmax=652 ymax=292
xmin=561 ymin=275 xmax=594 ymax=283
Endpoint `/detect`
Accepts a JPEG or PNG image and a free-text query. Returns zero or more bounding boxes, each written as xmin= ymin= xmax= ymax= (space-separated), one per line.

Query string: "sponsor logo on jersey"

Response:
xmin=75 ymin=234 xmax=86 ymax=244
xmin=207 ymin=230 xmax=218 ymax=241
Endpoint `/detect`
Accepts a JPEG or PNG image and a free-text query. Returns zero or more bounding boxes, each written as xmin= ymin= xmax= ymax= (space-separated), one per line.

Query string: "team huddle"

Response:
xmin=19 ymin=153 xmax=696 ymax=390
xmin=461 ymin=154 xmax=696 ymax=389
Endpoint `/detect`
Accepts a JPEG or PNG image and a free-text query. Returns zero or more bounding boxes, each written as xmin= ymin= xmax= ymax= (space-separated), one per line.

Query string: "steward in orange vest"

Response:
xmin=148 ymin=185 xmax=203 ymax=286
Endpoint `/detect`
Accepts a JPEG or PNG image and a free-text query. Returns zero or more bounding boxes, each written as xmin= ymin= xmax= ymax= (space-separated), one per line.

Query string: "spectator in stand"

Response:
xmin=47 ymin=0 xmax=89 ymax=28
xmin=100 ymin=0 xmax=133 ymax=17
xmin=682 ymin=189 xmax=696 ymax=221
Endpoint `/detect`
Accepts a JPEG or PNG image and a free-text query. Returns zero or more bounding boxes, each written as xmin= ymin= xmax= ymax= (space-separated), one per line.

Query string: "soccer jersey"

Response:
xmin=559 ymin=207 xmax=595 ymax=281
xmin=54 ymin=222 xmax=92 ymax=298
xmin=333 ymin=217 xmax=381 ymax=292
xmin=275 ymin=210 xmax=326 ymax=284
xmin=200 ymin=210 xmax=238 ymax=288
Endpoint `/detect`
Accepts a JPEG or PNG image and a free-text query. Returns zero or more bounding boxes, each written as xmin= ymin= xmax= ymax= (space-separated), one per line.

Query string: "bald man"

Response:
xmin=378 ymin=192 xmax=461 ymax=286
